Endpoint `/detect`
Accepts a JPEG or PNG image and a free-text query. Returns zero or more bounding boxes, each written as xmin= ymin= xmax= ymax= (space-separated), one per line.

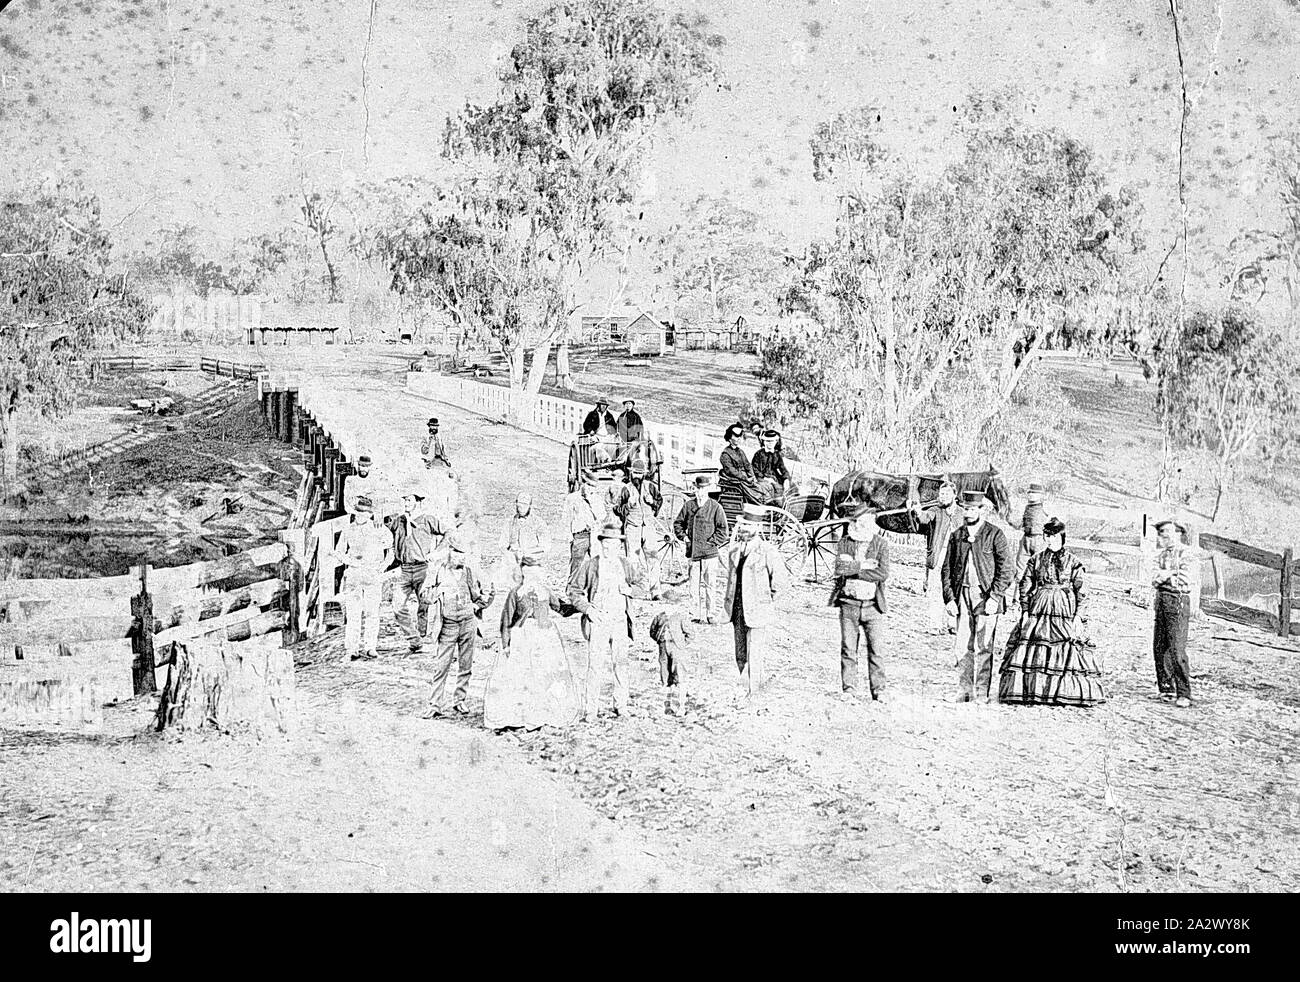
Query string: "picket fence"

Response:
xmin=404 ymin=371 xmax=840 ymax=491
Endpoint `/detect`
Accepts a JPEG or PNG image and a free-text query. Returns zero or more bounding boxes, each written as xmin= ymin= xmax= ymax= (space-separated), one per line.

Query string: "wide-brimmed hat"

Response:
xmin=960 ymin=489 xmax=987 ymax=507
xmin=446 ymin=530 xmax=473 ymax=554
xmin=353 ymin=495 xmax=374 ymax=513
xmin=596 ymin=521 xmax=625 ymax=541
xmin=1155 ymin=518 xmax=1188 ymax=536
xmin=737 ymin=503 xmax=767 ymax=524
xmin=622 ymin=398 xmax=635 ymax=407
xmin=595 ymin=395 xmax=612 ymax=406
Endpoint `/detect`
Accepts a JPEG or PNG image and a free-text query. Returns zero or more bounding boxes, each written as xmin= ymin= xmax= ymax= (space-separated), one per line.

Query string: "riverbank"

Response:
xmin=2 ymin=369 xmax=300 ymax=577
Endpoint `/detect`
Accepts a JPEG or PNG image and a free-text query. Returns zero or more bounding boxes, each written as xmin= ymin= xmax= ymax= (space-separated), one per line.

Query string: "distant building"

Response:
xmin=627 ymin=311 xmax=668 ymax=356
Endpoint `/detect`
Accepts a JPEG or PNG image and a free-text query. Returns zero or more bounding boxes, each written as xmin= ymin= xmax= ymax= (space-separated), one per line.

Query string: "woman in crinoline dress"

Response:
xmin=998 ymin=517 xmax=1106 ymax=707
xmin=483 ymin=556 xmax=581 ymax=731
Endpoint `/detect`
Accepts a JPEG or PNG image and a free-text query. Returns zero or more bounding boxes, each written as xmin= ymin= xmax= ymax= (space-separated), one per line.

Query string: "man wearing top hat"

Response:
xmin=1151 ymin=518 xmax=1196 ymax=708
xmin=940 ymin=488 xmax=1014 ymax=703
xmin=722 ymin=504 xmax=790 ymax=697
xmin=421 ymin=417 xmax=452 ymax=471
xmin=672 ymin=474 xmax=730 ymax=623
xmin=568 ymin=521 xmax=646 ymax=720
xmin=1015 ymin=480 xmax=1049 ymax=588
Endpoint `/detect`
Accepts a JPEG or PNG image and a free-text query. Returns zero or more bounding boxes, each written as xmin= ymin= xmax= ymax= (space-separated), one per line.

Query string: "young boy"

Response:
xmin=649 ymin=605 xmax=694 ymax=716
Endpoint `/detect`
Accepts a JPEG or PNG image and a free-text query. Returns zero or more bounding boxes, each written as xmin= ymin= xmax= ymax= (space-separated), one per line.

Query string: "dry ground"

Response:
xmin=3 ymin=352 xmax=1297 ymax=892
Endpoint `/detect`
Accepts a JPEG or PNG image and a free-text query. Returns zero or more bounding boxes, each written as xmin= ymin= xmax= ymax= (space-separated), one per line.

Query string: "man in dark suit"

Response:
xmin=829 ymin=508 xmax=891 ymax=701
xmin=581 ymin=396 xmax=616 ymax=436
xmin=941 ymin=489 xmax=1014 ymax=703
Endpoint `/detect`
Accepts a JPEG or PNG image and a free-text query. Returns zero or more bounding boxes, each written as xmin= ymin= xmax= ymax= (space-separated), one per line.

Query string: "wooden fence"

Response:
xmin=0 ymin=537 xmax=304 ymax=729
xmin=1199 ymin=533 xmax=1297 ymax=638
xmin=96 ymin=354 xmax=268 ymax=379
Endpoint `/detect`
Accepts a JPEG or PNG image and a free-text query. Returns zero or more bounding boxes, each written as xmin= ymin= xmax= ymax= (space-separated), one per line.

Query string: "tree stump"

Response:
xmin=154 ymin=634 xmax=295 ymax=736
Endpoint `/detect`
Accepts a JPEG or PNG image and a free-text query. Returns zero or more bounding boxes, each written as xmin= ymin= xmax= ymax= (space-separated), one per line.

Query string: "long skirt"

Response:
xmin=483 ymin=620 xmax=581 ymax=731
xmin=998 ymin=584 xmax=1106 ymax=707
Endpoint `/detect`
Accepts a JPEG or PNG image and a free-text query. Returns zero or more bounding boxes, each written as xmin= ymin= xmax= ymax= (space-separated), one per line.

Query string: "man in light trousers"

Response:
xmin=336 ymin=496 xmax=393 ymax=662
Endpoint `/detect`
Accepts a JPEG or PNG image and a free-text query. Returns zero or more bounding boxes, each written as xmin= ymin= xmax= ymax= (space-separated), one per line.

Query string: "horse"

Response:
xmin=828 ymin=466 xmax=1014 ymax=534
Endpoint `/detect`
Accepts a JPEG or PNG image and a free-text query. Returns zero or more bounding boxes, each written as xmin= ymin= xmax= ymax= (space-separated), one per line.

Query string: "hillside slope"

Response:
xmin=3 ymin=0 xmax=1299 ymax=304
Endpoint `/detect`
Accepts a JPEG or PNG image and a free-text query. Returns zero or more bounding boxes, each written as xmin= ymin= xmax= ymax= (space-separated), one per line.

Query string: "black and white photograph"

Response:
xmin=0 ymin=0 xmax=1296 ymax=923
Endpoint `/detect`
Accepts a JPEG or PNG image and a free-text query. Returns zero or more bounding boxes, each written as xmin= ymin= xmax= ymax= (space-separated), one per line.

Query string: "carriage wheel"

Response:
xmin=567 ymin=443 xmax=580 ymax=493
xmin=776 ymin=519 xmax=811 ymax=579
xmin=808 ymin=521 xmax=848 ymax=582
xmin=656 ymin=484 xmax=689 ymax=583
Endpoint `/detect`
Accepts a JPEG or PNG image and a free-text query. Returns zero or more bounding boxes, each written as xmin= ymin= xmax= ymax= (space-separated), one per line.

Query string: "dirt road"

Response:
xmin=4 ymin=362 xmax=1296 ymax=893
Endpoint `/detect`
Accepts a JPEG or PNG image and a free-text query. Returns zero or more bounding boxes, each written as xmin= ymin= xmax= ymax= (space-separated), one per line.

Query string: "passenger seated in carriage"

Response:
xmin=616 ymin=399 xmax=644 ymax=444
xmin=719 ymin=422 xmax=779 ymax=506
xmin=751 ymin=429 xmax=790 ymax=504
xmin=579 ymin=395 xmax=621 ymax=464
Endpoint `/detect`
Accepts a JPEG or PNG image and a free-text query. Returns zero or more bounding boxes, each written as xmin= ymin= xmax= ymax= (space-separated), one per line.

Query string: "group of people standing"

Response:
xmin=902 ymin=481 xmax=1195 ymax=709
xmin=334 ymin=408 xmax=1199 ymax=738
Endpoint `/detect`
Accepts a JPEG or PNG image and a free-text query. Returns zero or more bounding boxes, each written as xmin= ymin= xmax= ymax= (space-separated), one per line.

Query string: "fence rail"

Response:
xmin=1198 ymin=534 xmax=1297 ymax=637
xmin=1 ymin=535 xmax=303 ymax=728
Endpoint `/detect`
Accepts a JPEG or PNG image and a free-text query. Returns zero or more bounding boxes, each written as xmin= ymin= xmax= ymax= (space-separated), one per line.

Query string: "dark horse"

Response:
xmin=828 ymin=466 xmax=1013 ymax=533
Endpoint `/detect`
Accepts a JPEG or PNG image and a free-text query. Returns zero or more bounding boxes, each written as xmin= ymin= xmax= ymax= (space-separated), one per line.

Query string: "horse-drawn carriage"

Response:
xmin=658 ymin=465 xmax=1014 ymax=582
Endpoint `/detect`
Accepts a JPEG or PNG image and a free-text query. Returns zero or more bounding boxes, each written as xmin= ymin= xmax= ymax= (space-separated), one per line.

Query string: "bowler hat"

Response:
xmin=427 ymin=417 xmax=439 ymax=427
xmin=693 ymin=474 xmax=720 ymax=493
xmin=357 ymin=453 xmax=372 ymax=466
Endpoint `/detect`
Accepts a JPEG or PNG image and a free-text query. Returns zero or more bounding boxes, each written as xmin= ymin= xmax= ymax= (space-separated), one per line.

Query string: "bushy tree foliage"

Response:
xmin=652 ymin=195 xmax=787 ymax=324
xmin=1156 ymin=305 xmax=1299 ymax=520
xmin=1 ymin=181 xmax=151 ymax=486
xmin=1226 ymin=131 xmax=1300 ymax=337
xmin=433 ymin=0 xmax=722 ymax=389
xmin=756 ymin=95 xmax=1143 ymax=471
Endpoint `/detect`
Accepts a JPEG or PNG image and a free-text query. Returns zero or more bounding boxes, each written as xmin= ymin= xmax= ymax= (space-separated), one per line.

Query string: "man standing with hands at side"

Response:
xmin=941 ymin=489 xmax=1014 ymax=704
xmin=829 ymin=508 xmax=890 ymax=702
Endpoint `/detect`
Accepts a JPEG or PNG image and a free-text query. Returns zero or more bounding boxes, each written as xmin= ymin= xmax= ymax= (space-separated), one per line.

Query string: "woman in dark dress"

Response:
xmin=998 ymin=517 xmax=1106 ymax=707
